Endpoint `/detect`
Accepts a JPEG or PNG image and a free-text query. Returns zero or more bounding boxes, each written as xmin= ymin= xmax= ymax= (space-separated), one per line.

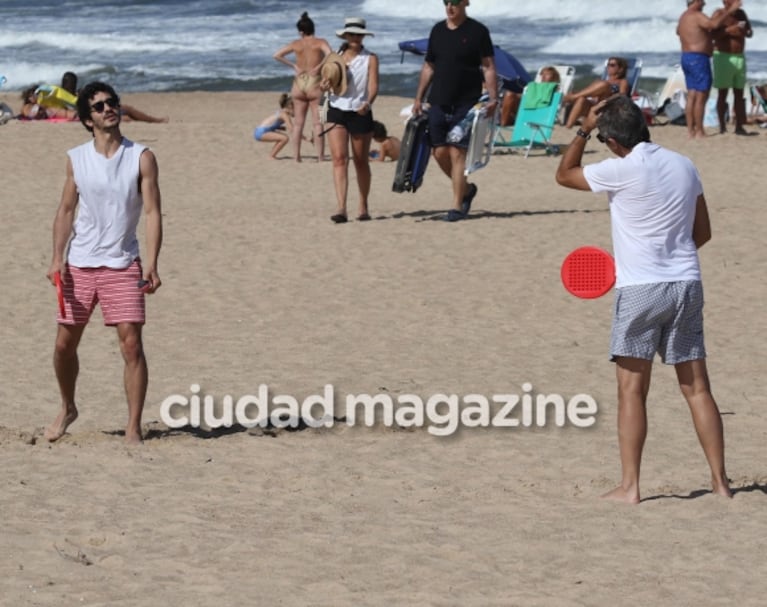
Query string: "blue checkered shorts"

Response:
xmin=610 ymin=280 xmax=706 ymax=364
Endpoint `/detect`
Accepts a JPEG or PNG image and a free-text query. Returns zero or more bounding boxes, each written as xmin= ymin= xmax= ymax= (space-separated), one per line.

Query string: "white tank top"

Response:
xmin=329 ymin=49 xmax=372 ymax=112
xmin=67 ymin=137 xmax=146 ymax=268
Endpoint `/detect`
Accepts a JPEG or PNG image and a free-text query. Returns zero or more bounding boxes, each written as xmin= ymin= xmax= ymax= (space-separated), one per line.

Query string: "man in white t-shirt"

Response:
xmin=45 ymin=81 xmax=163 ymax=445
xmin=555 ymin=95 xmax=731 ymax=504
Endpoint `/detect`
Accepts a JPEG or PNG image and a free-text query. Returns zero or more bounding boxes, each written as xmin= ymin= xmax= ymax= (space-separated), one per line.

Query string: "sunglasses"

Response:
xmin=596 ymin=133 xmax=607 ymax=143
xmin=607 ymin=62 xmax=618 ymax=67
xmin=443 ymin=0 xmax=462 ymax=5
xmin=90 ymin=97 xmax=120 ymax=113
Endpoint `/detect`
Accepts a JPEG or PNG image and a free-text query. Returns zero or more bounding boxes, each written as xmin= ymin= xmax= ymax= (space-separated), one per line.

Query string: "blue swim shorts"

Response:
xmin=681 ymin=52 xmax=712 ymax=92
xmin=610 ymin=280 xmax=706 ymax=365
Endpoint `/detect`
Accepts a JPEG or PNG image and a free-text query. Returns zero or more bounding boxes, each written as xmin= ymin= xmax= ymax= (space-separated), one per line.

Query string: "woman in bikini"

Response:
xmin=564 ymin=57 xmax=630 ymax=128
xmin=273 ymin=12 xmax=333 ymax=162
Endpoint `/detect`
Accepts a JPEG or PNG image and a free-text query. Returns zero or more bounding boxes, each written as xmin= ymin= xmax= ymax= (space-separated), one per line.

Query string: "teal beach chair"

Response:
xmin=494 ymin=87 xmax=562 ymax=157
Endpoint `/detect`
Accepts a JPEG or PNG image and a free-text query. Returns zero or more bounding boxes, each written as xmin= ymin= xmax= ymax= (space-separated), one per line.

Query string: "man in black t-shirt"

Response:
xmin=414 ymin=0 xmax=497 ymax=221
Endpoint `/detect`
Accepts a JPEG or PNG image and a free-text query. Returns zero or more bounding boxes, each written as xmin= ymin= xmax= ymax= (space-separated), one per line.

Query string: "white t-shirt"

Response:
xmin=583 ymin=142 xmax=703 ymax=288
xmin=67 ymin=137 xmax=146 ymax=269
xmin=329 ymin=49 xmax=372 ymax=112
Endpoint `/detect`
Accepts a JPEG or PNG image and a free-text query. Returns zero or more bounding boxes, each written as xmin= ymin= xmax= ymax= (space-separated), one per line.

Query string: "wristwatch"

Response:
xmin=576 ymin=128 xmax=591 ymax=140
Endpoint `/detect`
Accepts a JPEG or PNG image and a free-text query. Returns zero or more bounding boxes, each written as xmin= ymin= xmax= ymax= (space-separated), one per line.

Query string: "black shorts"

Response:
xmin=428 ymin=103 xmax=474 ymax=148
xmin=327 ymin=106 xmax=374 ymax=135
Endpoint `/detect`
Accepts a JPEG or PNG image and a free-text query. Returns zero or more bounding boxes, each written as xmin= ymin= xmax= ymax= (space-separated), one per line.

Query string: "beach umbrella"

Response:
xmin=398 ymin=39 xmax=531 ymax=93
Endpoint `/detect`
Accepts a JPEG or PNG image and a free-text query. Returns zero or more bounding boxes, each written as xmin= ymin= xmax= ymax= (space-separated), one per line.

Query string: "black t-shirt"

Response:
xmin=425 ymin=17 xmax=494 ymax=106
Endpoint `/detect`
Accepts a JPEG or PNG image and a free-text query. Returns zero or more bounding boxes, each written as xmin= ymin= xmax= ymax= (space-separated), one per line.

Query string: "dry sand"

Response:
xmin=0 ymin=91 xmax=765 ymax=606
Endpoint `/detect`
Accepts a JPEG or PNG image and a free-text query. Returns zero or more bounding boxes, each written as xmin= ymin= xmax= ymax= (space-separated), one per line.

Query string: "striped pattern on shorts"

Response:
xmin=57 ymin=260 xmax=145 ymax=326
xmin=610 ymin=280 xmax=705 ymax=364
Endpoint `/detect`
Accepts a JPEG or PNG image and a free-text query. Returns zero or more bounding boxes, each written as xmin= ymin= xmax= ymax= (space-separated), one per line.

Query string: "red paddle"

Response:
xmin=54 ymin=271 xmax=66 ymax=318
xmin=561 ymin=246 xmax=616 ymax=299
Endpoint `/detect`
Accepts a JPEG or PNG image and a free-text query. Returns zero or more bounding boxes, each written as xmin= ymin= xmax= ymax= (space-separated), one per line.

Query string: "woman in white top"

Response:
xmin=321 ymin=17 xmax=379 ymax=223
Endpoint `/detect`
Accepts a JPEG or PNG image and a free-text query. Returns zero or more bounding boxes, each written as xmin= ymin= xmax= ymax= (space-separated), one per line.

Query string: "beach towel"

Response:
xmin=523 ymin=82 xmax=557 ymax=110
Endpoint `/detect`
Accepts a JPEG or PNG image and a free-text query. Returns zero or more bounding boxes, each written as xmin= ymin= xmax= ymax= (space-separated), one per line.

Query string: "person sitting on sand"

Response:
xmin=564 ymin=57 xmax=630 ymax=128
xmin=254 ymin=93 xmax=301 ymax=159
xmin=370 ymin=120 xmax=400 ymax=162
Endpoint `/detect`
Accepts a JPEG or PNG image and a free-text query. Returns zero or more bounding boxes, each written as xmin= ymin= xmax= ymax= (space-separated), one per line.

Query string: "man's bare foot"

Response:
xmin=711 ymin=478 xmax=732 ymax=498
xmin=44 ymin=406 xmax=79 ymax=442
xmin=600 ymin=485 xmax=640 ymax=504
xmin=124 ymin=428 xmax=144 ymax=445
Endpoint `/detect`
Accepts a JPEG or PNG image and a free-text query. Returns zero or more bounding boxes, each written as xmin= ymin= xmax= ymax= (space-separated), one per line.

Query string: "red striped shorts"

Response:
xmin=58 ymin=260 xmax=146 ymax=326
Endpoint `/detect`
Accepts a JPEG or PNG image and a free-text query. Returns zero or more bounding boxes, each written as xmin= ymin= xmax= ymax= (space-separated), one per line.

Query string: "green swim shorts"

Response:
xmin=713 ymin=51 xmax=747 ymax=90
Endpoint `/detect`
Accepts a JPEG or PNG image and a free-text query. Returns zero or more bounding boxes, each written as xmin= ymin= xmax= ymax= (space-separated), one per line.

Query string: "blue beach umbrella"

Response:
xmin=398 ymin=39 xmax=532 ymax=93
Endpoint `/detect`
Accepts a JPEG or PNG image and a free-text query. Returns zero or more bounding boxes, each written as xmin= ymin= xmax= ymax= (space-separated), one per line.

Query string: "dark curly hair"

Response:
xmin=76 ymin=81 xmax=120 ymax=133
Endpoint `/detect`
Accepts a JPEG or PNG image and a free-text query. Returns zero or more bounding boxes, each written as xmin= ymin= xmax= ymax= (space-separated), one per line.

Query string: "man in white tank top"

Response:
xmin=555 ymin=95 xmax=731 ymax=504
xmin=45 ymin=81 xmax=164 ymax=445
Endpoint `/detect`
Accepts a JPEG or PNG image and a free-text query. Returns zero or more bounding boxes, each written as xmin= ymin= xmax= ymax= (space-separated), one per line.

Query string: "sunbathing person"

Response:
xmin=370 ymin=120 xmax=400 ymax=161
xmin=61 ymin=72 xmax=169 ymax=123
xmin=20 ymin=86 xmax=76 ymax=120
xmin=564 ymin=57 xmax=630 ymax=128
xmin=500 ymin=65 xmax=560 ymax=127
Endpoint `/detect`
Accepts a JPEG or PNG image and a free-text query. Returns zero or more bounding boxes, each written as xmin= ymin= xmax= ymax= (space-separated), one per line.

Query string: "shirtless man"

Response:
xmin=711 ymin=0 xmax=753 ymax=134
xmin=273 ymin=12 xmax=333 ymax=162
xmin=676 ymin=0 xmax=742 ymax=139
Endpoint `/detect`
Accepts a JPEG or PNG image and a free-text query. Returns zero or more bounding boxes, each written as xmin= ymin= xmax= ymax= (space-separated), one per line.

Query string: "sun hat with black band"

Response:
xmin=336 ymin=17 xmax=375 ymax=38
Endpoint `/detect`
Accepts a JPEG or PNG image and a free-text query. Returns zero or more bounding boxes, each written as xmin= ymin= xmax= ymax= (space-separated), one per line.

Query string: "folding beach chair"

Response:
xmin=749 ymin=84 xmax=767 ymax=118
xmin=493 ymin=85 xmax=562 ymax=157
xmin=535 ymin=65 xmax=575 ymax=125
xmin=601 ymin=57 xmax=643 ymax=96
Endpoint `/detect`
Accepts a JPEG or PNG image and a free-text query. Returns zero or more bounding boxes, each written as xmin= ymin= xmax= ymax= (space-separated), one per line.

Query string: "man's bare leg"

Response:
xmin=716 ymin=89 xmax=729 ymax=133
xmin=676 ymin=359 xmax=732 ymax=498
xmin=693 ymin=90 xmax=709 ymax=139
xmin=46 ymin=324 xmax=86 ymax=441
xmin=448 ymin=146 xmax=468 ymax=211
xmin=733 ymin=88 xmax=747 ymax=134
xmin=601 ymin=357 xmax=652 ymax=504
xmin=117 ymin=322 xmax=147 ymax=444
xmin=432 ymin=146 xmax=468 ymax=212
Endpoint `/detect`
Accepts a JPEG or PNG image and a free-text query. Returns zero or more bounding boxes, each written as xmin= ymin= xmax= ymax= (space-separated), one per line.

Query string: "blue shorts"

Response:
xmin=681 ymin=52 xmax=712 ymax=92
xmin=610 ymin=281 xmax=706 ymax=364
xmin=427 ymin=103 xmax=474 ymax=148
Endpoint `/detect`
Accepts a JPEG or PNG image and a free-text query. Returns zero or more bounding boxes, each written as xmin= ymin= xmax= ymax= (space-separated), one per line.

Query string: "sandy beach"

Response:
xmin=0 ymin=90 xmax=765 ymax=606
